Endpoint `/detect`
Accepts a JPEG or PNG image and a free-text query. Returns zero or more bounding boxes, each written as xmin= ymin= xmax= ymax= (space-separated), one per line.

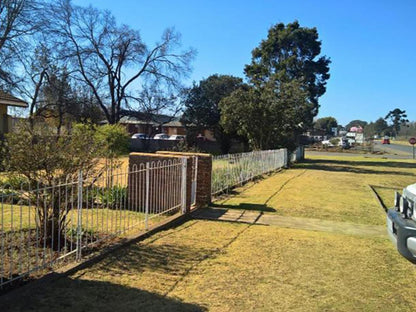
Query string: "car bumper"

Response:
xmin=387 ymin=209 xmax=416 ymax=263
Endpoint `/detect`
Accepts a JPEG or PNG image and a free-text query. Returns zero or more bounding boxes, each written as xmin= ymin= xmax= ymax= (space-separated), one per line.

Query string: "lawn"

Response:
xmin=217 ymin=154 xmax=416 ymax=225
xmin=3 ymin=153 xmax=416 ymax=311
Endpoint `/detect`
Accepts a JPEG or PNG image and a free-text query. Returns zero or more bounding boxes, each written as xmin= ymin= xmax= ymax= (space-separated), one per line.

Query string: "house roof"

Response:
xmin=119 ymin=116 xmax=159 ymax=125
xmin=0 ymin=90 xmax=28 ymax=108
xmin=163 ymin=120 xmax=184 ymax=127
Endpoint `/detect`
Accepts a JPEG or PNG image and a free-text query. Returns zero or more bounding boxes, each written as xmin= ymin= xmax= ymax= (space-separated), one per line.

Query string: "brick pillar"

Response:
xmin=128 ymin=153 xmax=193 ymax=214
xmin=156 ymin=151 xmax=212 ymax=208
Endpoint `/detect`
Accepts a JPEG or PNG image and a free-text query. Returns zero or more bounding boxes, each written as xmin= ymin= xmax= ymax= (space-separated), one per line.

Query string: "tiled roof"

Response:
xmin=0 ymin=90 xmax=28 ymax=107
xmin=163 ymin=120 xmax=184 ymax=127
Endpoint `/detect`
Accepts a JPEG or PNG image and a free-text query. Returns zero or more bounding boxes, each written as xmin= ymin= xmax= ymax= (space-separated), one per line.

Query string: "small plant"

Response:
xmin=1 ymin=175 xmax=30 ymax=190
xmin=172 ymin=140 xmax=201 ymax=153
xmin=91 ymin=186 xmax=127 ymax=209
xmin=330 ymin=138 xmax=340 ymax=146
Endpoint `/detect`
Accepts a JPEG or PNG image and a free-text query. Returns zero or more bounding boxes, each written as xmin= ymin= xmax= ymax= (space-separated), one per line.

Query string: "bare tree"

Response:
xmin=0 ymin=0 xmax=46 ymax=89
xmin=13 ymin=42 xmax=51 ymax=127
xmin=49 ymin=0 xmax=195 ymax=124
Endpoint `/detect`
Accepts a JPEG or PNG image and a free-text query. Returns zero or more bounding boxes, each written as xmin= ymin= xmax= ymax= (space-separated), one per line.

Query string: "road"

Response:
xmin=374 ymin=141 xmax=416 ymax=158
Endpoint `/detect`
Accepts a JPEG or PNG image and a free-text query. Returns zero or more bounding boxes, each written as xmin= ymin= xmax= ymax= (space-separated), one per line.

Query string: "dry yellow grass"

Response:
xmin=4 ymin=154 xmax=416 ymax=311
xmin=218 ymin=155 xmax=416 ymax=225
xmin=5 ymin=220 xmax=416 ymax=312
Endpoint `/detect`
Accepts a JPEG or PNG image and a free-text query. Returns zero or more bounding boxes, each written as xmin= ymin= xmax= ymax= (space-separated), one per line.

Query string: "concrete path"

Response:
xmin=192 ymin=207 xmax=387 ymax=238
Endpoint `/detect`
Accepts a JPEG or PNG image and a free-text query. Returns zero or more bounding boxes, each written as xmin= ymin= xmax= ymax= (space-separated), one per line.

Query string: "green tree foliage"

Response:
xmin=314 ymin=117 xmax=338 ymax=135
xmin=244 ymin=20 xmax=330 ymax=125
xmin=220 ymin=80 xmax=309 ymax=150
xmin=4 ymin=122 xmax=128 ymax=249
xmin=5 ymin=122 xmax=99 ymax=249
xmin=221 ymin=21 xmax=330 ymax=150
xmin=374 ymin=117 xmax=389 ymax=135
xmin=364 ymin=118 xmax=389 ymax=137
xmin=385 ymin=108 xmax=409 ymax=137
xmin=345 ymin=120 xmax=368 ymax=131
xmin=181 ymin=74 xmax=244 ymax=153
xmin=95 ymin=124 xmax=130 ymax=160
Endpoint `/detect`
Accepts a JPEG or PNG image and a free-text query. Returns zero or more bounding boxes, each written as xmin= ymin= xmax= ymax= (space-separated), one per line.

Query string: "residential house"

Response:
xmin=304 ymin=129 xmax=327 ymax=142
xmin=0 ymin=91 xmax=28 ymax=137
xmin=115 ymin=111 xmax=172 ymax=136
xmin=346 ymin=126 xmax=364 ymax=144
xmin=115 ymin=111 xmax=217 ymax=140
xmin=162 ymin=120 xmax=186 ymax=136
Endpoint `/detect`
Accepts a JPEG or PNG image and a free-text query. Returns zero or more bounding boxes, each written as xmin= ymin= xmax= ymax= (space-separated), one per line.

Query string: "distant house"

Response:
xmin=114 ymin=111 xmax=217 ymax=140
xmin=304 ymin=129 xmax=327 ymax=142
xmin=346 ymin=126 xmax=365 ymax=144
xmin=118 ymin=115 xmax=160 ymax=136
xmin=349 ymin=126 xmax=363 ymax=133
xmin=162 ymin=120 xmax=186 ymax=136
xmin=0 ymin=91 xmax=28 ymax=137
xmin=116 ymin=112 xmax=182 ymax=136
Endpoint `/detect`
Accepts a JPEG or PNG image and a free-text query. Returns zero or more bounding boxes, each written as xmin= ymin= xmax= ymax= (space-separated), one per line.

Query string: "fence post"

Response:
xmin=181 ymin=157 xmax=187 ymax=214
xmin=145 ymin=162 xmax=150 ymax=230
xmin=76 ymin=170 xmax=83 ymax=261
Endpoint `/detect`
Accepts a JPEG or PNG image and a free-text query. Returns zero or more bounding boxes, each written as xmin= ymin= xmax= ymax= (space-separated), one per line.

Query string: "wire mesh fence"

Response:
xmin=0 ymin=158 xmax=185 ymax=289
xmin=211 ymin=149 xmax=288 ymax=195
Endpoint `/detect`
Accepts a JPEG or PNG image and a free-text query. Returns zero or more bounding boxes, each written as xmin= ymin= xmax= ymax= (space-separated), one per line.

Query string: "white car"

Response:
xmin=131 ymin=133 xmax=149 ymax=139
xmin=168 ymin=135 xmax=186 ymax=141
xmin=153 ymin=133 xmax=170 ymax=140
xmin=321 ymin=140 xmax=334 ymax=147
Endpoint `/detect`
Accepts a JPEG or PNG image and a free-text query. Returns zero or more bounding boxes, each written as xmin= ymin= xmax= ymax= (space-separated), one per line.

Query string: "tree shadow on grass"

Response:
xmin=1 ymin=275 xmax=206 ymax=312
xmin=295 ymin=159 xmax=416 ymax=176
xmin=93 ymin=241 xmax=214 ymax=276
xmin=211 ymin=203 xmax=276 ymax=212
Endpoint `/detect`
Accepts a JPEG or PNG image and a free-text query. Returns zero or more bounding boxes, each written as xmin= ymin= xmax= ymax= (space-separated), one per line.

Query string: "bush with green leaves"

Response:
xmin=5 ymin=122 xmax=100 ymax=250
xmin=94 ymin=124 xmax=130 ymax=159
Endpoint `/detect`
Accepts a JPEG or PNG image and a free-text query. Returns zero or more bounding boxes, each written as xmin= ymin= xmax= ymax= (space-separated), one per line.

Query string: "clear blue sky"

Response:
xmin=73 ymin=0 xmax=416 ymax=126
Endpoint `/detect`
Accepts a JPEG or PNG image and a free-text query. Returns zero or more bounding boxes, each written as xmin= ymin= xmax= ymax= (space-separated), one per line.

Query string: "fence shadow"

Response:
xmin=1 ymin=275 xmax=207 ymax=311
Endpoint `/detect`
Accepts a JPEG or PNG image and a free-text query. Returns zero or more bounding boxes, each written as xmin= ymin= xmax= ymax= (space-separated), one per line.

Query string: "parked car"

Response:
xmin=168 ymin=135 xmax=186 ymax=141
xmin=382 ymin=136 xmax=390 ymax=144
xmin=321 ymin=140 xmax=334 ymax=147
xmin=341 ymin=141 xmax=351 ymax=149
xmin=387 ymin=184 xmax=416 ymax=263
xmin=131 ymin=133 xmax=149 ymax=139
xmin=153 ymin=133 xmax=170 ymax=140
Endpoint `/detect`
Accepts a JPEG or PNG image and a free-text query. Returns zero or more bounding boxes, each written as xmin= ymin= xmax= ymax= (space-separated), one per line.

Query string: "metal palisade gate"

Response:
xmin=211 ymin=149 xmax=287 ymax=195
xmin=190 ymin=156 xmax=198 ymax=207
xmin=0 ymin=158 xmax=186 ymax=289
